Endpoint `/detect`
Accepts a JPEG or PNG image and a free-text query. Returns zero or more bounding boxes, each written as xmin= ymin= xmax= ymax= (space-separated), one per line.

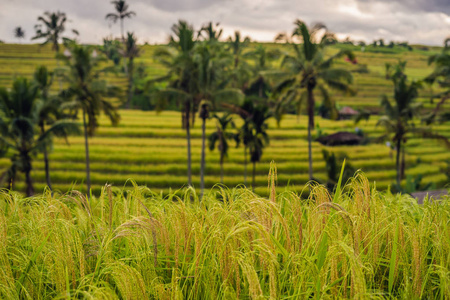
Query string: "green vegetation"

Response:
xmin=0 ymin=20 xmax=449 ymax=197
xmin=0 ymin=173 xmax=449 ymax=298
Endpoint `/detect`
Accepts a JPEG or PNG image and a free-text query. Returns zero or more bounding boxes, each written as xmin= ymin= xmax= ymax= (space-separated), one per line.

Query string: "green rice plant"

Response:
xmin=1 ymin=170 xmax=449 ymax=299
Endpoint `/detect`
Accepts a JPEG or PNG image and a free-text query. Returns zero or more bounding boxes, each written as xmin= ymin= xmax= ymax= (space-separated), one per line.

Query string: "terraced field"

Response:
xmin=0 ymin=110 xmax=448 ymax=196
xmin=0 ymin=44 xmax=449 ymax=195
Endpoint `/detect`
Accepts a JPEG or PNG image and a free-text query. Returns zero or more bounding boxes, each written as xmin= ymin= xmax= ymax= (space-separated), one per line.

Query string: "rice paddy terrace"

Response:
xmin=0 ymin=43 xmax=449 ymax=195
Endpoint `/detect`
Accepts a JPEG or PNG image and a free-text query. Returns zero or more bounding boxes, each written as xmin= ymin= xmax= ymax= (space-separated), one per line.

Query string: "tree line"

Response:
xmin=2 ymin=0 xmax=450 ymax=197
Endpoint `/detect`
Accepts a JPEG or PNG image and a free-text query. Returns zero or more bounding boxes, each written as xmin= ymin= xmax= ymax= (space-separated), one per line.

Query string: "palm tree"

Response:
xmin=155 ymin=21 xmax=243 ymax=187
xmin=208 ymin=113 xmax=237 ymax=184
xmin=199 ymin=100 xmax=210 ymax=198
xmin=224 ymin=99 xmax=271 ymax=190
xmin=14 ymin=27 xmax=25 ymax=43
xmin=376 ymin=66 xmax=449 ymax=188
xmin=227 ymin=31 xmax=252 ymax=89
xmin=58 ymin=43 xmax=120 ymax=195
xmin=273 ymin=19 xmax=355 ymax=180
xmin=105 ymin=0 xmax=136 ymax=40
xmin=154 ymin=21 xmax=198 ymax=186
xmin=0 ymin=78 xmax=78 ymax=196
xmin=247 ymin=104 xmax=271 ymax=192
xmin=32 ymin=11 xmax=78 ymax=53
xmin=33 ymin=66 xmax=59 ymax=190
xmin=198 ymin=22 xmax=223 ymax=42
xmin=121 ymin=32 xmax=141 ymax=108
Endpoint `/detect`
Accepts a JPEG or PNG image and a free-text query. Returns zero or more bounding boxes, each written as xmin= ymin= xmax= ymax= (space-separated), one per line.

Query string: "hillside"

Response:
xmin=0 ymin=43 xmax=449 ymax=195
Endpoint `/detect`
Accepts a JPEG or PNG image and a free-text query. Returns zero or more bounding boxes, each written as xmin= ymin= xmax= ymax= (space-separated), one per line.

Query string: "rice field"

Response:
xmin=0 ymin=174 xmax=449 ymax=299
xmin=0 ymin=110 xmax=448 ymax=196
xmin=0 ymin=44 xmax=449 ymax=195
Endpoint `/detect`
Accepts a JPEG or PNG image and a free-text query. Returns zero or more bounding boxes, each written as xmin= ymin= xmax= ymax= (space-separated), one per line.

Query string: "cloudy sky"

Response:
xmin=1 ymin=0 xmax=449 ymax=45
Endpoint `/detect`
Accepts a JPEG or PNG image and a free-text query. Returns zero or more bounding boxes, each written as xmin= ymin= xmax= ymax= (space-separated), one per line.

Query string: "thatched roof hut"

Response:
xmin=316 ymin=131 xmax=363 ymax=146
xmin=339 ymin=106 xmax=359 ymax=120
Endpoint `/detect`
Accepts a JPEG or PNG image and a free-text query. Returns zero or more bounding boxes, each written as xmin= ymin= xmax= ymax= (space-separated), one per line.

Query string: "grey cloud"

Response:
xmin=356 ymin=0 xmax=450 ymax=15
xmin=0 ymin=0 xmax=448 ymax=45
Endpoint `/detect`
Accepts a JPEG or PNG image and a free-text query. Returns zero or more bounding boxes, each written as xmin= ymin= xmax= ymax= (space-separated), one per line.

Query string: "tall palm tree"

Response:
xmin=59 ymin=43 xmax=120 ymax=195
xmin=198 ymin=22 xmax=223 ymax=42
xmin=14 ymin=27 xmax=25 ymax=43
xmin=227 ymin=31 xmax=252 ymax=89
xmin=121 ymin=32 xmax=141 ymax=108
xmin=155 ymin=21 xmax=243 ymax=187
xmin=0 ymin=78 xmax=78 ymax=196
xmin=33 ymin=66 xmax=60 ymax=190
xmin=208 ymin=113 xmax=237 ymax=184
xmin=376 ymin=65 xmax=449 ymax=188
xmin=199 ymin=101 xmax=210 ymax=198
xmin=105 ymin=0 xmax=136 ymax=40
xmin=273 ymin=19 xmax=355 ymax=180
xmin=154 ymin=21 xmax=198 ymax=186
xmin=243 ymin=44 xmax=280 ymax=99
xmin=32 ymin=11 xmax=78 ymax=53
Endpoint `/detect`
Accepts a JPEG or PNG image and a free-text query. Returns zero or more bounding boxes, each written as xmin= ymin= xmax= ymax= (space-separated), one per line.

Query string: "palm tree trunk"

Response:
xmin=83 ymin=108 xmax=91 ymax=196
xmin=307 ymin=124 xmax=313 ymax=181
xmin=40 ymin=124 xmax=52 ymax=191
xmin=126 ymin=58 xmax=133 ymax=109
xmin=185 ymin=103 xmax=192 ymax=186
xmin=244 ymin=145 xmax=247 ymax=186
xmin=200 ymin=117 xmax=206 ymax=198
xmin=56 ymin=58 xmax=62 ymax=92
xmin=400 ymin=146 xmax=406 ymax=180
xmin=396 ymin=139 xmax=401 ymax=187
xmin=307 ymin=86 xmax=315 ymax=181
xmin=120 ymin=18 xmax=124 ymax=41
xmin=252 ymin=161 xmax=256 ymax=192
xmin=25 ymin=168 xmax=34 ymax=197
xmin=220 ymin=154 xmax=224 ymax=184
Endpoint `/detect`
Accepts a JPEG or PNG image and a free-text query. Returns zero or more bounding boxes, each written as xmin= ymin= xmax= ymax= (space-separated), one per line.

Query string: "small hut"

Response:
xmin=316 ymin=131 xmax=363 ymax=146
xmin=339 ymin=106 xmax=359 ymax=120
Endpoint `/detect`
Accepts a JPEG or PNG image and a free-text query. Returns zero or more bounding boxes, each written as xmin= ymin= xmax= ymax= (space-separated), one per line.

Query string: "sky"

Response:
xmin=1 ymin=0 xmax=449 ymax=46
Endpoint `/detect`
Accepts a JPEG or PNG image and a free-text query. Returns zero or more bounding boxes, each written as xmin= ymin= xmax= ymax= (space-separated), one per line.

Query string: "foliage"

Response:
xmin=208 ymin=113 xmax=238 ymax=183
xmin=105 ymin=0 xmax=136 ymax=39
xmin=32 ymin=11 xmax=79 ymax=52
xmin=0 ymin=174 xmax=449 ymax=299
xmin=271 ymin=19 xmax=355 ymax=180
xmin=14 ymin=27 xmax=25 ymax=41
xmin=376 ymin=63 xmax=449 ymax=187
xmin=0 ymin=77 xmax=78 ymax=196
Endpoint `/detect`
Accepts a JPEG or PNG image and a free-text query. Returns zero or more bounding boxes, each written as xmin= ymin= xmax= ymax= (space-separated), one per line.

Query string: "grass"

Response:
xmin=0 ymin=172 xmax=449 ymax=299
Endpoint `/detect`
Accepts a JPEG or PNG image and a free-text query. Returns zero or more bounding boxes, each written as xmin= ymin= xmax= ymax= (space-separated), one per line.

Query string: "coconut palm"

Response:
xmin=58 ymin=43 xmax=120 ymax=195
xmin=121 ymin=32 xmax=141 ymax=108
xmin=33 ymin=66 xmax=62 ymax=190
xmin=243 ymin=44 xmax=280 ymax=99
xmin=227 ymin=31 xmax=252 ymax=89
xmin=377 ymin=66 xmax=449 ymax=188
xmin=14 ymin=27 xmax=25 ymax=43
xmin=155 ymin=20 xmax=243 ymax=187
xmin=198 ymin=22 xmax=223 ymax=42
xmin=32 ymin=11 xmax=78 ymax=53
xmin=208 ymin=113 xmax=238 ymax=184
xmin=0 ymin=78 xmax=78 ymax=196
xmin=105 ymin=0 xmax=136 ymax=40
xmin=154 ymin=21 xmax=198 ymax=186
xmin=198 ymin=100 xmax=210 ymax=198
xmin=272 ymin=19 xmax=355 ymax=180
